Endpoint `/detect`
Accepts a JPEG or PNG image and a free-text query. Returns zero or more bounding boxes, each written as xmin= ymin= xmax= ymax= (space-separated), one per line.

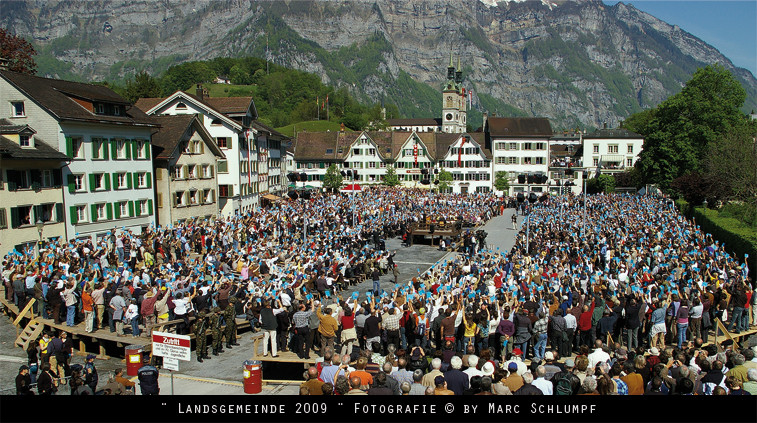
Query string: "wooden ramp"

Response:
xmin=15 ymin=318 xmax=44 ymax=351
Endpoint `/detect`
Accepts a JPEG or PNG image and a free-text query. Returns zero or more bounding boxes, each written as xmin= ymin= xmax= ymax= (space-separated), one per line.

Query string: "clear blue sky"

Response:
xmin=603 ymin=1 xmax=757 ymax=76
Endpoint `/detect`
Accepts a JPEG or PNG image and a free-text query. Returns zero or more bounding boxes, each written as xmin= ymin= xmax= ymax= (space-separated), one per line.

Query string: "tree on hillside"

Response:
xmin=124 ymin=71 xmax=162 ymax=103
xmin=494 ymin=171 xmax=510 ymax=193
xmin=705 ymin=123 xmax=757 ymax=203
xmin=383 ymin=165 xmax=400 ymax=187
xmin=629 ymin=64 xmax=748 ymax=190
xmin=0 ymin=29 xmax=36 ymax=74
xmin=323 ymin=164 xmax=343 ymax=191
xmin=437 ymin=169 xmax=453 ymax=193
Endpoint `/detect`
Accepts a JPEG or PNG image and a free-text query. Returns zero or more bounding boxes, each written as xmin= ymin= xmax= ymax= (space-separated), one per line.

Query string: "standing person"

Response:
xmin=372 ymin=267 xmax=381 ymax=296
xmin=676 ymin=299 xmax=689 ymax=349
xmin=625 ymin=297 xmax=642 ymax=350
xmin=91 ymin=283 xmax=106 ymax=331
xmin=137 ymin=364 xmax=160 ymax=395
xmin=316 ymin=304 xmax=338 ymax=355
xmin=82 ymin=286 xmax=94 ymax=333
xmin=193 ymin=311 xmax=210 ymax=363
xmin=223 ymin=298 xmax=239 ymax=349
xmin=260 ymin=300 xmax=281 ymax=357
xmin=36 ymin=363 xmax=58 ymax=395
xmin=110 ymin=290 xmax=127 ymax=337
xmin=16 ymin=365 xmax=33 ymax=395
xmin=511 ymin=214 xmax=517 ymax=230
xmin=340 ymin=300 xmax=358 ymax=356
xmin=210 ymin=307 xmax=224 ymax=356
xmin=84 ymin=354 xmax=99 ymax=393
xmin=292 ymin=301 xmax=314 ymax=359
xmin=124 ymin=298 xmax=140 ymax=337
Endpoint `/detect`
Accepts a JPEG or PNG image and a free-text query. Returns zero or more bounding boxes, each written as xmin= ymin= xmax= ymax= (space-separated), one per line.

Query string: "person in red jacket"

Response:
xmin=578 ymin=296 xmax=596 ymax=349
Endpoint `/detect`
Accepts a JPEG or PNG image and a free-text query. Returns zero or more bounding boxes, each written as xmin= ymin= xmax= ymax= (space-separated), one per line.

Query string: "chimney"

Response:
xmin=340 ymin=123 xmax=345 ymax=132
xmin=196 ymin=84 xmax=208 ymax=101
xmin=603 ymin=121 xmax=608 ymax=129
xmin=491 ymin=112 xmax=496 ymax=118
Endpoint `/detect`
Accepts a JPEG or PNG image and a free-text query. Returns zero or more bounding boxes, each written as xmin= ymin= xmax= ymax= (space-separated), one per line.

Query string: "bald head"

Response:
xmin=307 ymin=366 xmax=319 ymax=379
xmin=350 ymin=376 xmax=362 ymax=389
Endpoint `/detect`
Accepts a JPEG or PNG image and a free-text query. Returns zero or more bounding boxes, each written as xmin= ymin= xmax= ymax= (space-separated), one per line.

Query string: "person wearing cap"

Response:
xmin=16 ymin=365 xmax=33 ymax=395
xmin=543 ymin=351 xmax=562 ymax=380
xmin=503 ymin=362 xmax=524 ymax=392
xmin=84 ymin=354 xmax=98 ymax=393
xmin=433 ymin=375 xmax=454 ymax=395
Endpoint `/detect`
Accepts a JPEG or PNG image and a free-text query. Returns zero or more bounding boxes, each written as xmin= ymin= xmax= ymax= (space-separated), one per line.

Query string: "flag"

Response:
xmin=322 ymin=101 xmax=325 ymax=110
xmin=413 ymin=142 xmax=418 ymax=165
xmin=457 ymin=136 xmax=466 ymax=167
xmin=469 ymin=89 xmax=473 ymax=108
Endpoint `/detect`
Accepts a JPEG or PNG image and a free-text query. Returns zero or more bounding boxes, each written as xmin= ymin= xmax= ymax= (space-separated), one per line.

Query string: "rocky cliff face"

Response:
xmin=3 ymin=0 xmax=755 ymax=129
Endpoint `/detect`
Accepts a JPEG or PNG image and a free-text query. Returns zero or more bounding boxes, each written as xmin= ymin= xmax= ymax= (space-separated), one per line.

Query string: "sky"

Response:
xmin=603 ymin=0 xmax=757 ymax=77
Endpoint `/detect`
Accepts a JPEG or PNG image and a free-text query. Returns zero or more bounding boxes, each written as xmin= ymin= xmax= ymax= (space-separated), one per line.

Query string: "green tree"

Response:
xmin=124 ymin=71 xmax=162 ymax=103
xmin=494 ymin=171 xmax=510 ymax=193
xmin=0 ymin=29 xmax=37 ymax=74
xmin=437 ymin=169 xmax=453 ymax=193
xmin=630 ymin=64 xmax=748 ymax=190
xmin=383 ymin=165 xmax=400 ymax=187
xmin=323 ymin=164 xmax=343 ymax=191
xmin=705 ymin=123 xmax=757 ymax=203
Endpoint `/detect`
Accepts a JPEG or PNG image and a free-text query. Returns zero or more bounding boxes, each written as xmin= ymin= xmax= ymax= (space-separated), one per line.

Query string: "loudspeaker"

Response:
xmin=299 ymin=172 xmax=307 ymax=182
xmin=518 ymin=174 xmax=526 ymax=184
xmin=302 ymin=191 xmax=311 ymax=200
xmin=288 ymin=191 xmax=298 ymax=200
xmin=527 ymin=175 xmax=536 ymax=184
xmin=528 ymin=192 xmax=538 ymax=204
xmin=516 ymin=192 xmax=525 ymax=203
xmin=420 ymin=179 xmax=430 ymax=185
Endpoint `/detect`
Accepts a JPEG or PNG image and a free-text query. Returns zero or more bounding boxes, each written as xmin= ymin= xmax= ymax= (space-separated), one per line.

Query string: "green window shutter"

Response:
xmin=227 ymin=138 xmax=233 ymax=150
xmin=104 ymin=174 xmax=111 ymax=190
xmin=131 ymin=140 xmax=138 ymax=159
xmin=112 ymin=173 xmax=118 ymax=190
xmin=110 ymin=139 xmax=118 ymax=160
xmin=126 ymin=140 xmax=132 ymax=159
xmin=106 ymin=203 xmax=113 ymax=220
xmin=146 ymin=172 xmax=152 ymax=188
xmin=92 ymin=140 xmax=99 ymax=159
xmin=33 ymin=205 xmax=42 ymax=223
xmin=114 ymin=202 xmax=121 ymax=219
xmin=90 ymin=204 xmax=98 ymax=222
xmin=128 ymin=201 xmax=135 ymax=217
xmin=148 ymin=199 xmax=153 ymax=215
xmin=133 ymin=201 xmax=140 ymax=217
xmin=70 ymin=206 xmax=78 ymax=225
xmin=65 ymin=137 xmax=73 ymax=158
xmin=133 ymin=172 xmax=139 ymax=188
xmin=10 ymin=208 xmax=20 ymax=229
xmin=102 ymin=139 xmax=109 ymax=160
xmin=211 ymin=189 xmax=216 ymax=202
xmin=89 ymin=173 xmax=96 ymax=191
xmin=126 ymin=172 xmax=133 ymax=189
xmin=144 ymin=141 xmax=151 ymax=160
xmin=55 ymin=203 xmax=64 ymax=222
xmin=68 ymin=174 xmax=76 ymax=193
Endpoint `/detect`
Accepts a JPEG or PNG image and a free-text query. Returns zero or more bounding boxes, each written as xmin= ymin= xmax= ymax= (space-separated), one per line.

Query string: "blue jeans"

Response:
xmin=728 ymin=307 xmax=745 ymax=333
xmin=677 ymin=323 xmax=688 ymax=348
xmin=534 ymin=333 xmax=548 ymax=361
xmin=400 ymin=327 xmax=407 ymax=350
xmin=117 ymin=247 xmax=124 ymax=263
xmin=627 ymin=327 xmax=639 ymax=350
xmin=130 ymin=317 xmax=140 ymax=336
xmin=66 ymin=305 xmax=76 ymax=326
xmin=372 ymin=280 xmax=381 ymax=295
xmin=517 ymin=341 xmax=529 ymax=359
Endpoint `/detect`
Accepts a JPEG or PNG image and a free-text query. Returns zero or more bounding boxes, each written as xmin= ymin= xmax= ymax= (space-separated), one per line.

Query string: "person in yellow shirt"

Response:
xmin=316 ymin=304 xmax=338 ymax=355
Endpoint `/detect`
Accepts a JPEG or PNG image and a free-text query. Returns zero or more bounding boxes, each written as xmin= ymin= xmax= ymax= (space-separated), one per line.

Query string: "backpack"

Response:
xmin=404 ymin=312 xmax=417 ymax=333
xmin=554 ymin=372 xmax=575 ymax=396
xmin=416 ymin=315 xmax=427 ymax=336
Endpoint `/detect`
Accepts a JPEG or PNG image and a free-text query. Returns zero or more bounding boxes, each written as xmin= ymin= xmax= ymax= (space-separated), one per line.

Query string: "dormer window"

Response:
xmin=211 ymin=119 xmax=222 ymax=126
xmin=326 ymin=148 xmax=333 ymax=155
xmin=19 ymin=135 xmax=31 ymax=147
xmin=96 ymin=103 xmax=105 ymax=114
xmin=176 ymin=102 xmax=187 ymax=110
xmin=114 ymin=106 xmax=121 ymax=116
xmin=11 ymin=101 xmax=25 ymax=117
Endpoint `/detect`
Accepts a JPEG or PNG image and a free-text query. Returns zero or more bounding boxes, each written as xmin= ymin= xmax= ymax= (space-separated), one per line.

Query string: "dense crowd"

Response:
xmin=4 ymin=189 xmax=756 ymax=396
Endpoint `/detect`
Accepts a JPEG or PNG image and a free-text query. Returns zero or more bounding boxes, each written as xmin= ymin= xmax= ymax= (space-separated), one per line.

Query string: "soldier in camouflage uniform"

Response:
xmin=193 ymin=311 xmax=211 ymax=363
xmin=210 ymin=307 xmax=224 ymax=356
xmin=223 ymin=297 xmax=239 ymax=349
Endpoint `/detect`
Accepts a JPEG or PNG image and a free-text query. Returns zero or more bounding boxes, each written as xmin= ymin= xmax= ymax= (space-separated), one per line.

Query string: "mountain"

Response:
xmin=3 ymin=0 xmax=755 ymax=129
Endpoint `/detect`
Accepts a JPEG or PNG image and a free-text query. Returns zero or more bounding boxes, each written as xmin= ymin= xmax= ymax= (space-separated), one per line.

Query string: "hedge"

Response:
xmin=676 ymin=199 xmax=757 ymax=280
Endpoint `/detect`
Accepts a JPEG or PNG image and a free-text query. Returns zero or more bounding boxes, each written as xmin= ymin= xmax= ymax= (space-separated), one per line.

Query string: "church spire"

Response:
xmin=447 ymin=52 xmax=455 ymax=81
xmin=455 ymin=55 xmax=463 ymax=85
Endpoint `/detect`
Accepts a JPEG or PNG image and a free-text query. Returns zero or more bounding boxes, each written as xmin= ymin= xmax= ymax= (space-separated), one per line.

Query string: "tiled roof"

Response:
xmin=133 ymin=97 xmax=164 ymax=113
xmin=252 ymin=120 xmax=289 ymax=140
xmin=486 ymin=117 xmax=553 ymax=137
xmin=0 ymin=135 xmax=70 ymax=160
xmin=386 ymin=118 xmax=442 ymax=127
xmin=203 ymin=97 xmax=253 ymax=115
xmin=149 ymin=115 xmax=225 ymax=161
xmin=1 ymin=70 xmax=156 ymax=126
xmin=583 ymin=128 xmax=642 ymax=139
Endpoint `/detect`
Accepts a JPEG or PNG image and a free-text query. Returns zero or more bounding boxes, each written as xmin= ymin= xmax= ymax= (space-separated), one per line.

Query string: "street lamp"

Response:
xmin=35 ymin=219 xmax=44 ymax=259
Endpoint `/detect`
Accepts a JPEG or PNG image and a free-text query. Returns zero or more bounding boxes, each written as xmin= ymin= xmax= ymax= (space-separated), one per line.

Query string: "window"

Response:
xmin=593 ymin=144 xmax=599 ymax=154
xmin=216 ymin=137 xmax=228 ymax=149
xmin=0 ymin=208 xmax=6 ymax=229
xmin=217 ymin=160 xmax=228 ymax=173
xmin=187 ymin=165 xmax=196 ymax=179
xmin=535 ymin=143 xmax=546 ymax=150
xmin=11 ymin=101 xmax=25 ymax=117
xmin=116 ymin=173 xmax=127 ymax=189
xmin=204 ymin=189 xmax=214 ymax=204
xmin=96 ymin=204 xmax=107 ymax=220
xmin=627 ymin=158 xmax=634 ymax=167
xmin=20 ymin=135 xmax=31 ymax=147
xmin=608 ymin=145 xmax=619 ymax=154
xmin=91 ymin=138 xmax=104 ymax=159
xmin=96 ymin=104 xmax=105 ymax=114
xmin=535 ymin=157 xmax=544 ymax=165
xmin=175 ymin=191 xmax=185 ymax=207
xmin=369 ymin=162 xmax=377 ymax=168
xmin=495 ymin=142 xmax=506 ymax=151
xmin=353 ymin=148 xmax=360 ymax=156
xmin=114 ymin=106 xmax=121 ymax=116
xmin=136 ymin=140 xmax=146 ymax=159
xmin=117 ymin=139 xmax=128 ymax=159
xmin=368 ymin=148 xmax=376 ymax=155
xmin=326 ymin=148 xmax=333 ymax=155
xmin=74 ymin=174 xmax=85 ymax=192
xmin=496 ymin=157 xmax=506 ymax=164
xmin=202 ymin=165 xmax=213 ymax=179
xmin=509 ymin=143 xmax=517 ymax=150
xmin=72 ymin=137 xmax=84 ymax=159
xmin=210 ymin=119 xmax=222 ymax=126
xmin=119 ymin=202 xmax=129 ymax=217
xmin=508 ymin=157 xmax=518 ymax=165
xmin=139 ymin=200 xmax=149 ymax=215
xmin=219 ymin=185 xmax=231 ymax=198
xmin=93 ymin=173 xmax=106 ymax=191
xmin=593 ymin=158 xmax=599 ymax=166
xmin=11 ymin=205 xmax=33 ymax=227
xmin=523 ymin=157 xmax=533 ymax=165
xmin=627 ymin=145 xmax=634 ymax=154
xmin=76 ymin=205 xmax=87 ymax=223
xmin=176 ymin=102 xmax=187 ymax=110
xmin=523 ymin=142 xmax=532 ymax=150
xmin=403 ymin=149 xmax=413 ymax=157
xmin=42 ymin=170 xmax=53 ymax=188
xmin=190 ymin=191 xmax=199 ymax=205
xmin=137 ymin=172 xmax=147 ymax=188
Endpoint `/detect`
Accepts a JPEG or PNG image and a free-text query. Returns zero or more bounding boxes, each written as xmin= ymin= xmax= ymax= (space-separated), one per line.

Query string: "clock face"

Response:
xmin=446 ymin=96 xmax=453 ymax=102
xmin=445 ymin=113 xmax=453 ymax=121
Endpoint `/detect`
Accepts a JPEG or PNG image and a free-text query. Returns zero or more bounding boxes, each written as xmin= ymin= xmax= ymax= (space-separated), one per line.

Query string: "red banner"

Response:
xmin=413 ymin=143 xmax=418 ymax=165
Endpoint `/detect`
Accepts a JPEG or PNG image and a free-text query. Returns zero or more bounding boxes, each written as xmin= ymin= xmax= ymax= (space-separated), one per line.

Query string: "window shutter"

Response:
xmin=112 ymin=173 xmax=118 ymax=189
xmin=68 ymin=174 xmax=76 ymax=193
xmin=146 ymin=172 xmax=152 ymax=188
xmin=106 ymin=203 xmax=113 ymax=220
xmin=210 ymin=165 xmax=214 ymax=177
xmin=0 ymin=208 xmax=7 ymax=229
xmin=130 ymin=139 xmax=138 ymax=159
xmin=90 ymin=204 xmax=98 ymax=222
xmin=126 ymin=172 xmax=133 ymax=189
xmin=126 ymin=140 xmax=132 ymax=159
xmin=33 ymin=205 xmax=42 ymax=223
xmin=104 ymin=174 xmax=111 ymax=190
xmin=89 ymin=173 xmax=96 ymax=191
xmin=65 ymin=137 xmax=73 ymax=158
xmin=10 ymin=208 xmax=20 ymax=229
xmin=144 ymin=141 xmax=151 ymax=159
xmin=227 ymin=137 xmax=232 ymax=150
xmin=182 ymin=165 xmax=188 ymax=178
xmin=211 ymin=189 xmax=216 ymax=202
xmin=157 ymin=193 xmax=163 ymax=208
xmin=200 ymin=142 xmax=205 ymax=154
xmin=111 ymin=139 xmax=118 ymax=160
xmin=172 ymin=193 xmax=178 ymax=207
xmin=128 ymin=201 xmax=135 ymax=217
xmin=148 ymin=199 xmax=153 ymax=215
xmin=114 ymin=203 xmax=121 ymax=219
xmin=133 ymin=172 xmax=139 ymax=188
xmin=56 ymin=203 xmax=64 ymax=222
xmin=70 ymin=206 xmax=78 ymax=225
xmin=156 ymin=168 xmax=163 ymax=181
xmin=102 ymin=139 xmax=109 ymax=160
xmin=92 ymin=140 xmax=99 ymax=159
xmin=53 ymin=169 xmax=62 ymax=186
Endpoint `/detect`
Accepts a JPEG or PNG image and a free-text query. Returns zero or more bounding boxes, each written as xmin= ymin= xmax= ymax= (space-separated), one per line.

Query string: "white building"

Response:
xmin=1 ymin=70 xmax=157 ymax=241
xmin=136 ymin=87 xmax=260 ymax=215
xmin=486 ymin=116 xmax=553 ymax=196
xmin=582 ymin=127 xmax=644 ymax=175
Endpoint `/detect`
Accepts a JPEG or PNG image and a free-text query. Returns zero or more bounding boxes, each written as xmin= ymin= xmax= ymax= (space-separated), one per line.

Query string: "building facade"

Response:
xmin=1 ymin=70 xmax=157 ymax=242
xmin=582 ymin=127 xmax=644 ymax=175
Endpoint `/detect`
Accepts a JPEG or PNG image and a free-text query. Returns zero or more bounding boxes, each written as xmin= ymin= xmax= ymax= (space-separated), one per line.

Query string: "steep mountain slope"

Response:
xmin=3 ymin=0 xmax=754 ymax=129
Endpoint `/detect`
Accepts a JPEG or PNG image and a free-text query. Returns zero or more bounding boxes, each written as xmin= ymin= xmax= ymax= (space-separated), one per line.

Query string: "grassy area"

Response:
xmin=207 ymin=84 xmax=256 ymax=97
xmin=275 ymin=120 xmax=345 ymax=137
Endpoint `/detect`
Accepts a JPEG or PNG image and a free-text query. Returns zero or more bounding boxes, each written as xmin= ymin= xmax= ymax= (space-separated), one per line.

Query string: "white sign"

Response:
xmin=163 ymin=357 xmax=179 ymax=371
xmin=152 ymin=331 xmax=191 ymax=362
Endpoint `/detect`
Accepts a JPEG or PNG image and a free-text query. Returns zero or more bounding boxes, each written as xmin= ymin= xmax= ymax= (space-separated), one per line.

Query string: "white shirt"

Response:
xmin=564 ymin=313 xmax=577 ymax=330
xmin=463 ymin=367 xmax=484 ymax=380
xmin=588 ymin=348 xmax=611 ymax=369
xmin=533 ymin=377 xmax=553 ymax=395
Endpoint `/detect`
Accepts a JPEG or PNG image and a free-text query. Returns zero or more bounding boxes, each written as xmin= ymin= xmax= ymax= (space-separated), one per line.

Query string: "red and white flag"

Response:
xmin=413 ymin=143 xmax=418 ymax=165
xmin=457 ymin=137 xmax=466 ymax=167
xmin=469 ymin=90 xmax=473 ymax=108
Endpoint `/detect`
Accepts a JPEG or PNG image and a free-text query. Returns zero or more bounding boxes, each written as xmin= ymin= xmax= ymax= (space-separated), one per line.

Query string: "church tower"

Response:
xmin=442 ymin=53 xmax=466 ymax=134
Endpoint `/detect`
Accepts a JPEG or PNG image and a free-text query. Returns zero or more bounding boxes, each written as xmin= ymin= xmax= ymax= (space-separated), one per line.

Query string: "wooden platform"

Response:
xmin=250 ymin=332 xmax=316 ymax=366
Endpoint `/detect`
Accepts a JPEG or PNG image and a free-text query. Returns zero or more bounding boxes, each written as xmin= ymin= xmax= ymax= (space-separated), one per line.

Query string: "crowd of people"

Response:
xmin=4 ymin=188 xmax=756 ymax=396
